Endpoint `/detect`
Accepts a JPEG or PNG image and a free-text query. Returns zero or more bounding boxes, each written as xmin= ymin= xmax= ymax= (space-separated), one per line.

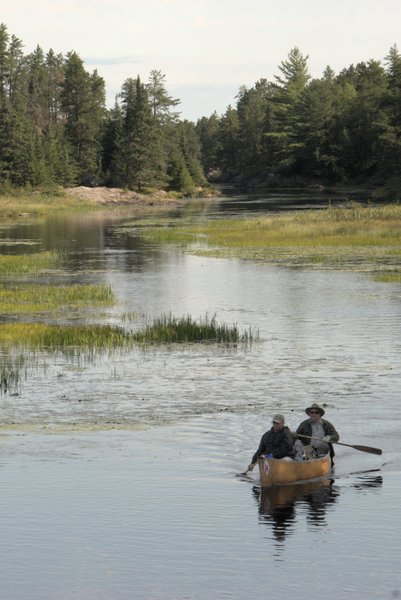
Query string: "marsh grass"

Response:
xmin=0 ymin=283 xmax=116 ymax=314
xmin=139 ymin=203 xmax=401 ymax=272
xmin=0 ymin=251 xmax=59 ymax=274
xmin=0 ymin=323 xmax=132 ymax=352
xmin=132 ymin=313 xmax=257 ymax=345
xmin=0 ymin=314 xmax=256 ymax=353
xmin=371 ymin=271 xmax=401 ymax=283
xmin=0 ymin=189 xmax=99 ymax=218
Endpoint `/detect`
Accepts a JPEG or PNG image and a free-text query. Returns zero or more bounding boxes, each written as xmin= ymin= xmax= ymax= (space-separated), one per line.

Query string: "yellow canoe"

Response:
xmin=258 ymin=453 xmax=331 ymax=487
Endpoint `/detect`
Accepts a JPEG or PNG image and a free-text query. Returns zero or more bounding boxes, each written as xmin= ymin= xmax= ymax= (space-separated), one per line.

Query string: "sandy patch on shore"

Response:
xmin=65 ymin=186 xmax=185 ymax=207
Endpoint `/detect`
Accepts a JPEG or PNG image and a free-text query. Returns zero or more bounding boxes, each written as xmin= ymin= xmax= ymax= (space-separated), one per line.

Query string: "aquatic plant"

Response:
xmin=0 ymin=323 xmax=133 ymax=352
xmin=0 ymin=314 xmax=256 ymax=352
xmin=131 ymin=313 xmax=257 ymax=345
xmin=371 ymin=271 xmax=401 ymax=283
xmin=138 ymin=203 xmax=401 ymax=272
xmin=0 ymin=283 xmax=116 ymax=314
xmin=0 ymin=251 xmax=59 ymax=274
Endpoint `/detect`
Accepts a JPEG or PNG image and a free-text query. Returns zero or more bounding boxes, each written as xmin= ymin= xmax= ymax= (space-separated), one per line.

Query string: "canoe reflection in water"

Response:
xmin=252 ymin=472 xmax=383 ymax=546
xmin=252 ymin=479 xmax=339 ymax=544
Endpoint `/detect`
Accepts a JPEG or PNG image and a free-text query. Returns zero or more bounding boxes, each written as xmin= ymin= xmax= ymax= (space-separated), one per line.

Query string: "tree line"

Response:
xmin=0 ymin=23 xmax=205 ymax=193
xmin=2 ymin=22 xmax=401 ymax=195
xmin=196 ymin=46 xmax=401 ymax=194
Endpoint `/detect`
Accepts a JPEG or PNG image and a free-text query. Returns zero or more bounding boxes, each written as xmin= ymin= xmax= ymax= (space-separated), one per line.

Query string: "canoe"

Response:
xmin=258 ymin=453 xmax=331 ymax=487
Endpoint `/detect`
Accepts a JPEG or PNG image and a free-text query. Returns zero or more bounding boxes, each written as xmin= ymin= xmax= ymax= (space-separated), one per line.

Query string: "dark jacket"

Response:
xmin=251 ymin=426 xmax=294 ymax=463
xmin=296 ymin=418 xmax=339 ymax=459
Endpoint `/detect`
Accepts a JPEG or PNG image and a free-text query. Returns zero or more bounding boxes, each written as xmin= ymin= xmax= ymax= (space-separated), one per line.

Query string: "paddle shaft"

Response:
xmin=296 ymin=433 xmax=382 ymax=455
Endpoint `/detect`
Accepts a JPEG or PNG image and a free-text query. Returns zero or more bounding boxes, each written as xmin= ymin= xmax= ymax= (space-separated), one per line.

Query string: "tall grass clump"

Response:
xmin=132 ymin=313 xmax=257 ymax=345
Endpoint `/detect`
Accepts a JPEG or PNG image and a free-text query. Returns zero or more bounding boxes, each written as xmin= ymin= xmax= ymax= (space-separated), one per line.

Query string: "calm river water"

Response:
xmin=0 ymin=191 xmax=400 ymax=599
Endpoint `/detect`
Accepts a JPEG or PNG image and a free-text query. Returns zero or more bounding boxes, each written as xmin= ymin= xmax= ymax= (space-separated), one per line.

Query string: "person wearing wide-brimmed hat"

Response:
xmin=295 ymin=403 xmax=339 ymax=466
xmin=247 ymin=414 xmax=294 ymax=472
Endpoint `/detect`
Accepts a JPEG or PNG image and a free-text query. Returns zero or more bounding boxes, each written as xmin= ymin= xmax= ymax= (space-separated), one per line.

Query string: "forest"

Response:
xmin=0 ymin=23 xmax=205 ymax=195
xmin=1 ymin=22 xmax=401 ymax=196
xmin=197 ymin=46 xmax=401 ymax=195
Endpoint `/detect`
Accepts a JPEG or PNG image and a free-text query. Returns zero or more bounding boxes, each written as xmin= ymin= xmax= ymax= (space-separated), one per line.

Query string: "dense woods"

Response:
xmin=1 ymin=23 xmax=401 ymax=195
xmin=0 ymin=23 xmax=205 ymax=194
xmin=196 ymin=46 xmax=401 ymax=195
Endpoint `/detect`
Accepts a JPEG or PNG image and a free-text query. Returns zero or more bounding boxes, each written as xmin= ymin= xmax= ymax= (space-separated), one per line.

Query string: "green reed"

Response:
xmin=0 ymin=283 xmax=116 ymax=314
xmin=0 ymin=323 xmax=133 ymax=351
xmin=0 ymin=314 xmax=256 ymax=352
xmin=131 ymin=313 xmax=257 ymax=345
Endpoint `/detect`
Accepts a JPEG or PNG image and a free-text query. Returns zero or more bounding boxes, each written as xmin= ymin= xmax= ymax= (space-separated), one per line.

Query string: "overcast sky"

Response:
xmin=1 ymin=0 xmax=400 ymax=121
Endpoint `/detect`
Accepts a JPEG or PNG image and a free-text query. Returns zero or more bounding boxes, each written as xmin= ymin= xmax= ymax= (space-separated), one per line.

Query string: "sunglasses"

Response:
xmin=309 ymin=411 xmax=320 ymax=414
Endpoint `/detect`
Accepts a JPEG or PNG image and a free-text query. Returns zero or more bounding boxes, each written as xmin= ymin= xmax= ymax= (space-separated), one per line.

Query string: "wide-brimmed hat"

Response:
xmin=305 ymin=403 xmax=325 ymax=416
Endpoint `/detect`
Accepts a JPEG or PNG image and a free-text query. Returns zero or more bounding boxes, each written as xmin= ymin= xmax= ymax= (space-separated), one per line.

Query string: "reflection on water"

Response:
xmin=253 ymin=479 xmax=339 ymax=548
xmin=252 ymin=472 xmax=383 ymax=557
xmin=351 ymin=472 xmax=383 ymax=491
xmin=0 ymin=191 xmax=400 ymax=599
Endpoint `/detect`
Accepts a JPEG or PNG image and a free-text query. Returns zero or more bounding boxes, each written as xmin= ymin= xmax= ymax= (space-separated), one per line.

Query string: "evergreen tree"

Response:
xmin=196 ymin=112 xmax=221 ymax=175
xmin=61 ymin=52 xmax=105 ymax=184
xmin=217 ymin=105 xmax=239 ymax=179
xmin=116 ymin=76 xmax=158 ymax=191
xmin=268 ymin=47 xmax=311 ymax=172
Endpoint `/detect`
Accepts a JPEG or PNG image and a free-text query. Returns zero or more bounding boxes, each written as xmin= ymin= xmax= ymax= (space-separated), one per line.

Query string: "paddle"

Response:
xmin=295 ymin=433 xmax=382 ymax=455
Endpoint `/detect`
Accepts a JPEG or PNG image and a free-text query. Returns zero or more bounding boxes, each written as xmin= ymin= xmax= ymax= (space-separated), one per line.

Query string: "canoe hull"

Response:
xmin=258 ymin=454 xmax=331 ymax=487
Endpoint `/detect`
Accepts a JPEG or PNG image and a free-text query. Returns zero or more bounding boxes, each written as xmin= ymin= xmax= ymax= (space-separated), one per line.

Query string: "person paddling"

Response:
xmin=296 ymin=403 xmax=339 ymax=466
xmin=247 ymin=414 xmax=294 ymax=472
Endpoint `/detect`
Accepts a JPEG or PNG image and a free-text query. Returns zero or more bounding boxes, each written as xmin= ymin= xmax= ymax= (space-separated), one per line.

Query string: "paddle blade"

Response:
xmin=352 ymin=444 xmax=382 ymax=455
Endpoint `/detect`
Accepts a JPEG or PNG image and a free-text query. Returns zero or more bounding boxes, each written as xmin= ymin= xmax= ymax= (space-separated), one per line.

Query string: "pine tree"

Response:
xmin=116 ymin=76 xmax=158 ymax=191
xmin=61 ymin=52 xmax=105 ymax=184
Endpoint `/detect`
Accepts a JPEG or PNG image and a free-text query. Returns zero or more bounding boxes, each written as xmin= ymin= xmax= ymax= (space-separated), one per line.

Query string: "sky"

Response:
xmin=1 ymin=0 xmax=401 ymax=121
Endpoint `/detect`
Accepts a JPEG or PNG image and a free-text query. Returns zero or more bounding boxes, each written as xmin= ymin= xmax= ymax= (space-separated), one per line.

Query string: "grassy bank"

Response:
xmin=0 ymin=188 xmax=100 ymax=218
xmin=139 ymin=203 xmax=401 ymax=276
xmin=0 ymin=283 xmax=115 ymax=314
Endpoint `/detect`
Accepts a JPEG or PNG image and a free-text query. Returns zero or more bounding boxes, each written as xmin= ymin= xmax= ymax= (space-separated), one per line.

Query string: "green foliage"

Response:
xmin=0 ymin=23 xmax=206 ymax=194
xmin=195 ymin=44 xmax=401 ymax=192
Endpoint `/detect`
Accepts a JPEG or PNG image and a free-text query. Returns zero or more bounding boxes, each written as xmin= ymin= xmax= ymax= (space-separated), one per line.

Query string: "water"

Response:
xmin=0 ymin=192 xmax=400 ymax=599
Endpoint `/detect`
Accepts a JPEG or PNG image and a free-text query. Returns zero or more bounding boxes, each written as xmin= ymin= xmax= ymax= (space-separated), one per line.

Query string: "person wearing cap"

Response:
xmin=296 ymin=403 xmax=339 ymax=465
xmin=247 ymin=414 xmax=294 ymax=472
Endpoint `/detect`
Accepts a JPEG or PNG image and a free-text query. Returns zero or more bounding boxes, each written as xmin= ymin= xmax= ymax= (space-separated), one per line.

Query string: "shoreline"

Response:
xmin=64 ymin=185 xmax=218 ymax=207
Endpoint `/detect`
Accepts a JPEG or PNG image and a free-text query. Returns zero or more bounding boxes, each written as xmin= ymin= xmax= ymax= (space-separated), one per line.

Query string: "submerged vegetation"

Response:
xmin=138 ymin=203 xmax=401 ymax=275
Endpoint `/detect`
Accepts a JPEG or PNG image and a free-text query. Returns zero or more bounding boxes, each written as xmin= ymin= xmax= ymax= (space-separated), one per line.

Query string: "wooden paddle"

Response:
xmin=295 ymin=433 xmax=382 ymax=455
